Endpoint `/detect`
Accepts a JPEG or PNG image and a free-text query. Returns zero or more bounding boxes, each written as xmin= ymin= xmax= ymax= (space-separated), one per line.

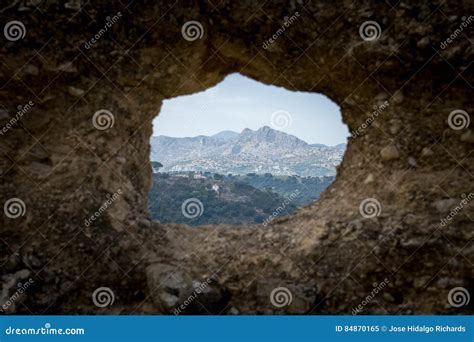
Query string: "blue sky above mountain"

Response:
xmin=152 ymin=73 xmax=348 ymax=146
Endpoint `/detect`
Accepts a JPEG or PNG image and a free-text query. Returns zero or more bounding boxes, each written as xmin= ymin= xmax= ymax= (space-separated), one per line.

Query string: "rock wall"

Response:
xmin=0 ymin=0 xmax=472 ymax=314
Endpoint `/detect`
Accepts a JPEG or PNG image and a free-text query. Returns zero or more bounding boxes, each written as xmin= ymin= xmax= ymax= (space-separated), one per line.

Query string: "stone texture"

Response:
xmin=461 ymin=130 xmax=474 ymax=143
xmin=380 ymin=145 xmax=400 ymax=160
xmin=0 ymin=1 xmax=473 ymax=315
xmin=421 ymin=147 xmax=434 ymax=157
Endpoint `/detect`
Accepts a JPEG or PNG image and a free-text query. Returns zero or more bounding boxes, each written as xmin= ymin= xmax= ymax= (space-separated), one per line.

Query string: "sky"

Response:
xmin=152 ymin=73 xmax=348 ymax=146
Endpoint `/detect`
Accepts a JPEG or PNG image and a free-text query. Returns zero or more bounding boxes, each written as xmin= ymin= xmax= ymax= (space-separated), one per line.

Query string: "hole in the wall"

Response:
xmin=148 ymin=73 xmax=348 ymax=226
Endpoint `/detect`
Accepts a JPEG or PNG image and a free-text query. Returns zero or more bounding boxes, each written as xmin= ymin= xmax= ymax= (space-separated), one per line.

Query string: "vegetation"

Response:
xmin=148 ymin=172 xmax=334 ymax=226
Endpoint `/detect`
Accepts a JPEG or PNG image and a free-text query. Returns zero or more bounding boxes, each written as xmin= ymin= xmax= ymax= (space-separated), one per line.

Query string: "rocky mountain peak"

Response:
xmin=237 ymin=126 xmax=308 ymax=149
xmin=151 ymin=127 xmax=345 ymax=177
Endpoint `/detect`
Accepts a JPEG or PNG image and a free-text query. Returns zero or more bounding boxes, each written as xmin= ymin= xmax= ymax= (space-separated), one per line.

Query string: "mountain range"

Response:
xmin=150 ymin=126 xmax=345 ymax=177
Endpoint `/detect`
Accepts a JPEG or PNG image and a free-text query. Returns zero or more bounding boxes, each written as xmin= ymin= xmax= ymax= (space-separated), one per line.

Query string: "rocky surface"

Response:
xmin=151 ymin=126 xmax=344 ymax=176
xmin=0 ymin=1 xmax=473 ymax=314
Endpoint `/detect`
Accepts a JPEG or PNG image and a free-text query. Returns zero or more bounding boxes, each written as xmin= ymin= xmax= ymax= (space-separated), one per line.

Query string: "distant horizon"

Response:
xmin=152 ymin=73 xmax=349 ymax=145
xmin=153 ymin=125 xmax=346 ymax=147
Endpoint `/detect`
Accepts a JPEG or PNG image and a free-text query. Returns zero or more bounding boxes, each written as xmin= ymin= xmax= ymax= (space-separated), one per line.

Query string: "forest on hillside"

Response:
xmin=148 ymin=171 xmax=334 ymax=226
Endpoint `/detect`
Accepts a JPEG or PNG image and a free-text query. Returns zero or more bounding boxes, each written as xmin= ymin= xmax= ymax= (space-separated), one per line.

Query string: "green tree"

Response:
xmin=151 ymin=161 xmax=163 ymax=172
xmin=213 ymin=173 xmax=224 ymax=180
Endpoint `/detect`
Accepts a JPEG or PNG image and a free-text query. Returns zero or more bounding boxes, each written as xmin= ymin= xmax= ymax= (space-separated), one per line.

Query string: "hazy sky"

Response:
xmin=152 ymin=73 xmax=348 ymax=145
